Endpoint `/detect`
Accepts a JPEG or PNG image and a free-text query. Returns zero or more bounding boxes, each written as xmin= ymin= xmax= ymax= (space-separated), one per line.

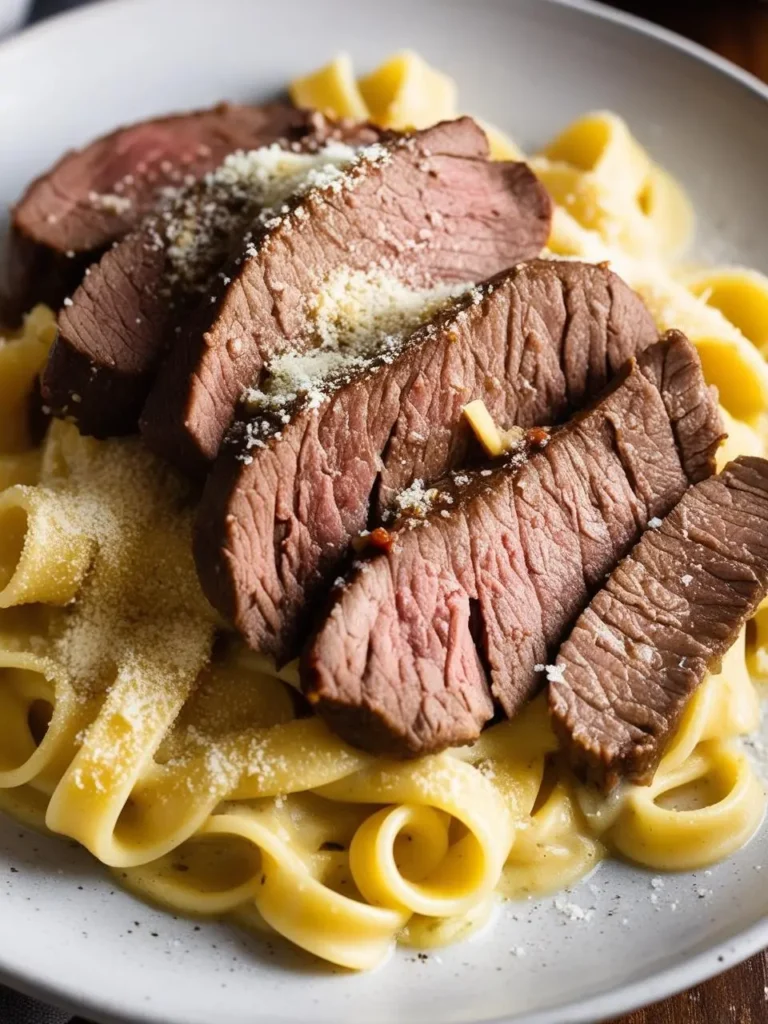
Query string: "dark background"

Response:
xmin=18 ymin=0 xmax=767 ymax=1022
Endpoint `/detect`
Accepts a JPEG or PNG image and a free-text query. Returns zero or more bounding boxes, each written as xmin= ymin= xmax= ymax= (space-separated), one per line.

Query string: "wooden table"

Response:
xmin=71 ymin=3 xmax=767 ymax=1023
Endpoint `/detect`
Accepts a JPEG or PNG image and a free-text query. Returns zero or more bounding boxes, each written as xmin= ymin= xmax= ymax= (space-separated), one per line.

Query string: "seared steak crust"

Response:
xmin=43 ymin=119 xmax=382 ymax=437
xmin=301 ymin=334 xmax=723 ymax=757
xmin=550 ymin=455 xmax=768 ymax=790
xmin=140 ymin=117 xmax=552 ymax=475
xmin=2 ymin=101 xmax=312 ymax=324
xmin=637 ymin=328 xmax=723 ymax=484
xmin=195 ymin=260 xmax=657 ymax=662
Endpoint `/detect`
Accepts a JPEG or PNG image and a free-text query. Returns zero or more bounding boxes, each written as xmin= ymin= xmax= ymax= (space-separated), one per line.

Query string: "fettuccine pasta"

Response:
xmin=0 ymin=52 xmax=765 ymax=971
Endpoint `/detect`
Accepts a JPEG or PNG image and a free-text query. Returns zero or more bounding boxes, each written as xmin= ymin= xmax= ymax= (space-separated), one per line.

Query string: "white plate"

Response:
xmin=1 ymin=1 xmax=767 ymax=1022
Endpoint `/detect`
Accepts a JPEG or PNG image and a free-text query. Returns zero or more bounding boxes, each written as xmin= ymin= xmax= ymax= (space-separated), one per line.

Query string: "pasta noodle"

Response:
xmin=532 ymin=112 xmax=693 ymax=261
xmin=357 ymin=50 xmax=458 ymax=131
xmin=289 ymin=52 xmax=369 ymax=122
xmin=580 ymin=632 xmax=765 ymax=870
xmin=0 ymin=51 xmax=766 ymax=971
xmin=0 ymin=484 xmax=96 ymax=607
xmin=0 ymin=306 xmax=56 ymax=453
xmin=683 ymin=266 xmax=768 ymax=355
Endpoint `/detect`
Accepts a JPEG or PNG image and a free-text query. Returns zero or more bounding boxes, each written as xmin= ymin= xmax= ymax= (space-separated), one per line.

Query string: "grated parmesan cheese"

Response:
xmin=157 ymin=139 xmax=363 ymax=294
xmin=394 ymin=479 xmax=438 ymax=518
xmin=242 ymin=266 xmax=467 ymax=426
xmin=554 ymin=897 xmax=595 ymax=922
xmin=24 ymin=425 xmax=219 ymax=795
xmin=40 ymin=428 xmax=214 ymax=700
xmin=88 ymin=191 xmax=133 ymax=215
xmin=206 ymin=140 xmax=359 ymax=213
xmin=534 ymin=663 xmax=566 ymax=684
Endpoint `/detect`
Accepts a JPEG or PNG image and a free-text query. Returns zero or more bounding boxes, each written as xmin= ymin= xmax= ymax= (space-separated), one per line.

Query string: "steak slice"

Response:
xmin=550 ymin=455 xmax=768 ymax=790
xmin=636 ymin=329 xmax=723 ymax=484
xmin=2 ymin=101 xmax=313 ymax=325
xmin=140 ymin=117 xmax=553 ymax=475
xmin=301 ymin=333 xmax=724 ymax=757
xmin=195 ymin=260 xmax=658 ymax=662
xmin=43 ymin=122 xmax=381 ymax=438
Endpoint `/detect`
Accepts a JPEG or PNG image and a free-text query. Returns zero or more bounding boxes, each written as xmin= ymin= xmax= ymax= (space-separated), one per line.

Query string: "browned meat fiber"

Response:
xmin=550 ymin=455 xmax=768 ymax=790
xmin=195 ymin=260 xmax=657 ymax=663
xmin=140 ymin=116 xmax=552 ymax=475
xmin=43 ymin=116 xmax=381 ymax=437
xmin=2 ymin=101 xmax=312 ymax=325
xmin=302 ymin=332 xmax=723 ymax=758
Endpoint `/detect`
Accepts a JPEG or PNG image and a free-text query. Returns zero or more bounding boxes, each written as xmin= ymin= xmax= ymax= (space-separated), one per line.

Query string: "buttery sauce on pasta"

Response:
xmin=0 ymin=52 xmax=766 ymax=970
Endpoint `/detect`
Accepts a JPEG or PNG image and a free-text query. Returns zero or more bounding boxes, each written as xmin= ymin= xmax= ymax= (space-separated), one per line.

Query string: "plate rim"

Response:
xmin=0 ymin=0 xmax=767 ymax=1022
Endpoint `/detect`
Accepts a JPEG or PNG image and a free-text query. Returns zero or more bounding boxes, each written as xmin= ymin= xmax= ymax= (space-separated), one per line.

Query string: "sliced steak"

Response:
xmin=550 ymin=455 xmax=768 ymax=790
xmin=636 ymin=329 xmax=723 ymax=484
xmin=195 ymin=260 xmax=658 ymax=662
xmin=301 ymin=333 xmax=724 ymax=756
xmin=140 ymin=117 xmax=553 ymax=475
xmin=2 ymin=101 xmax=314 ymax=325
xmin=43 ymin=122 xmax=382 ymax=438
